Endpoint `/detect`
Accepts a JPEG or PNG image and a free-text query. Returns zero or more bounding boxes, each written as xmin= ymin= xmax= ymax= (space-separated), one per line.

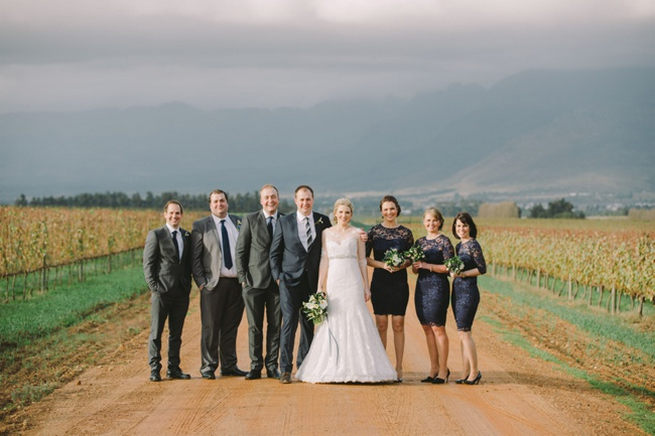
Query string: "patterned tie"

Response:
xmin=305 ymin=216 xmax=313 ymax=247
xmin=267 ymin=216 xmax=273 ymax=238
xmin=220 ymin=219 xmax=233 ymax=269
xmin=171 ymin=230 xmax=180 ymax=261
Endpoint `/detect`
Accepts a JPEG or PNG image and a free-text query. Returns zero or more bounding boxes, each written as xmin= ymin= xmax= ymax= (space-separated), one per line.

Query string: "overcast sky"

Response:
xmin=1 ymin=0 xmax=653 ymax=113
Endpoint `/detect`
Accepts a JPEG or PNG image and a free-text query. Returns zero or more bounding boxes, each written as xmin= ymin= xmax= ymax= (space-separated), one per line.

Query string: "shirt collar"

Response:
xmin=165 ymin=223 xmax=179 ymax=234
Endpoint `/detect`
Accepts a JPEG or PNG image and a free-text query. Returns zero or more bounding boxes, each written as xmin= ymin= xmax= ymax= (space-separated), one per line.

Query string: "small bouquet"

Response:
xmin=403 ymin=243 xmax=425 ymax=262
xmin=302 ymin=292 xmax=328 ymax=325
xmin=445 ymin=256 xmax=465 ymax=275
xmin=383 ymin=248 xmax=405 ymax=268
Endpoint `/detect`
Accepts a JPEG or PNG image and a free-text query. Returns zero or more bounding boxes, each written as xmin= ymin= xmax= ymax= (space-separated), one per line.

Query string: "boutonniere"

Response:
xmin=182 ymin=231 xmax=190 ymax=238
xmin=236 ymin=219 xmax=242 ymax=230
xmin=316 ymin=217 xmax=324 ymax=226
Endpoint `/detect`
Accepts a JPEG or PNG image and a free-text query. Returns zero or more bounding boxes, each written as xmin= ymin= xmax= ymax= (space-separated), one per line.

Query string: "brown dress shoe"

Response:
xmin=280 ymin=372 xmax=291 ymax=384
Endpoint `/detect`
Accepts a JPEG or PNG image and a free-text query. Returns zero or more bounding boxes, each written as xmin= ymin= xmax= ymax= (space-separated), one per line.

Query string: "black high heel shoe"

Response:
xmin=432 ymin=368 xmax=450 ymax=384
xmin=421 ymin=375 xmax=435 ymax=383
xmin=463 ymin=371 xmax=482 ymax=385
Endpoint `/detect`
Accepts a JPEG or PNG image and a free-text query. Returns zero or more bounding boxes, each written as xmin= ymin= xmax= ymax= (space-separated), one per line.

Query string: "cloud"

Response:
xmin=0 ymin=0 xmax=653 ymax=112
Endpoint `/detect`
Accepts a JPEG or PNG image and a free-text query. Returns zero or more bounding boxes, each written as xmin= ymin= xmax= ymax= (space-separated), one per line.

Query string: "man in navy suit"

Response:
xmin=269 ymin=185 xmax=331 ymax=384
xmin=143 ymin=200 xmax=192 ymax=382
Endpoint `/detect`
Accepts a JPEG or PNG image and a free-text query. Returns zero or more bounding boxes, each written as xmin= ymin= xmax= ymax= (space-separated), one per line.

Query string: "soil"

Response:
xmin=8 ymin=277 xmax=646 ymax=435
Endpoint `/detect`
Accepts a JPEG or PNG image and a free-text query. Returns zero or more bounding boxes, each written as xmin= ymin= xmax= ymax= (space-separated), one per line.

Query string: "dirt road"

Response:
xmin=22 ymin=286 xmax=640 ymax=435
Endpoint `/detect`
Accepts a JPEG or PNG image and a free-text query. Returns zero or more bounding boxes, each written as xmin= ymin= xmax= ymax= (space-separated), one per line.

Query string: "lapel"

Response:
xmin=207 ymin=215 xmax=221 ymax=247
xmin=179 ymin=227 xmax=190 ymax=261
xmin=257 ymin=211 xmax=270 ymax=242
xmin=162 ymin=226 xmax=181 ymax=263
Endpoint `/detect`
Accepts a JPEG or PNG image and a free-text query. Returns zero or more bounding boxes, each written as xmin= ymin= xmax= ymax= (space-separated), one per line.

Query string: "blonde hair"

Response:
xmin=333 ymin=198 xmax=354 ymax=218
xmin=424 ymin=207 xmax=444 ymax=230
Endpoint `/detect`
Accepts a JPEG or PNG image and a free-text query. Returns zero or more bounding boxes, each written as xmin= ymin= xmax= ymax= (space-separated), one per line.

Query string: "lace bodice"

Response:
xmin=325 ymin=237 xmax=358 ymax=259
xmin=365 ymin=224 xmax=414 ymax=261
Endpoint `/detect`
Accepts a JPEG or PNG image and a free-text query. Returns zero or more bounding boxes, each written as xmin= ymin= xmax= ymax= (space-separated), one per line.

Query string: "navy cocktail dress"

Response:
xmin=452 ymin=239 xmax=486 ymax=331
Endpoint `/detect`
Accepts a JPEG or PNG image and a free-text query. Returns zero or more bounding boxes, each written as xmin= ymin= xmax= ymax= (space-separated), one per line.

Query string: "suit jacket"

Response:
xmin=143 ymin=226 xmax=192 ymax=296
xmin=269 ymin=211 xmax=331 ymax=289
xmin=191 ymin=214 xmax=241 ymax=290
xmin=235 ymin=211 xmax=283 ymax=289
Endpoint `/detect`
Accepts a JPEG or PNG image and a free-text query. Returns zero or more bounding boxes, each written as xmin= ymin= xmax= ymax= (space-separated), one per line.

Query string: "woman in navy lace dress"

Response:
xmin=450 ymin=212 xmax=486 ymax=385
xmin=411 ymin=208 xmax=454 ymax=384
xmin=366 ymin=195 xmax=413 ymax=381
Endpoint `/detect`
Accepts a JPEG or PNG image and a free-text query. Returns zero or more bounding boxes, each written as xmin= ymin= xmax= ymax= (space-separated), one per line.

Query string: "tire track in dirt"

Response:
xmin=20 ymin=278 xmax=645 ymax=435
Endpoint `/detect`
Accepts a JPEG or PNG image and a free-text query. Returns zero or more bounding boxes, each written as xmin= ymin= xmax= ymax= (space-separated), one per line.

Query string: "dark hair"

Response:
xmin=424 ymin=207 xmax=444 ymax=230
xmin=163 ymin=200 xmax=184 ymax=214
xmin=379 ymin=195 xmax=401 ymax=215
xmin=208 ymin=189 xmax=229 ymax=203
xmin=452 ymin=212 xmax=477 ymax=239
xmin=294 ymin=185 xmax=314 ymax=198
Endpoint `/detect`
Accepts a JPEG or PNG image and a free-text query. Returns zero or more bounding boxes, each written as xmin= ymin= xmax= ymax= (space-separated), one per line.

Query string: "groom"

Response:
xmin=269 ymin=185 xmax=331 ymax=384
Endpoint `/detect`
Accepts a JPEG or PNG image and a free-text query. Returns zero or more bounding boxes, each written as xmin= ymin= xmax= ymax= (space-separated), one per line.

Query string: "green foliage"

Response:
xmin=529 ymin=198 xmax=585 ymax=219
xmin=0 ymin=266 xmax=147 ymax=347
xmin=16 ymin=190 xmax=295 ymax=213
xmin=479 ymin=276 xmax=655 ymax=360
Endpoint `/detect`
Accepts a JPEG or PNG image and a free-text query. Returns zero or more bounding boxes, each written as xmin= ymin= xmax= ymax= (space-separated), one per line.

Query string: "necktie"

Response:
xmin=267 ymin=216 xmax=273 ymax=237
xmin=171 ymin=230 xmax=180 ymax=261
xmin=220 ymin=219 xmax=233 ymax=269
xmin=305 ymin=216 xmax=313 ymax=247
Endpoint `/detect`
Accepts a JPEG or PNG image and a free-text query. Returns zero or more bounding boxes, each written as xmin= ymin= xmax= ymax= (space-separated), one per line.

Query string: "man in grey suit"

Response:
xmin=269 ymin=185 xmax=331 ymax=384
xmin=236 ymin=184 xmax=283 ymax=380
xmin=192 ymin=189 xmax=247 ymax=379
xmin=143 ymin=200 xmax=192 ymax=382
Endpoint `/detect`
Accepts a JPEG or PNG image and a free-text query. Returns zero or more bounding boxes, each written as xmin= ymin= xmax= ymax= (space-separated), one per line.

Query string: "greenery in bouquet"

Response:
xmin=445 ymin=256 xmax=465 ymax=275
xmin=403 ymin=243 xmax=425 ymax=262
xmin=383 ymin=248 xmax=405 ymax=268
xmin=302 ymin=292 xmax=328 ymax=325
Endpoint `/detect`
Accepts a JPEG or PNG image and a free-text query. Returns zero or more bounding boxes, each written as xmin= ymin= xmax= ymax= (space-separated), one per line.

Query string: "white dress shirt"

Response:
xmin=165 ymin=223 xmax=183 ymax=261
xmin=296 ymin=210 xmax=316 ymax=251
xmin=211 ymin=214 xmax=239 ymax=277
xmin=263 ymin=210 xmax=278 ymax=233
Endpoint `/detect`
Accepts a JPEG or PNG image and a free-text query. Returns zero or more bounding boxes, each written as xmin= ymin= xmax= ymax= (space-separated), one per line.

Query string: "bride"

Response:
xmin=295 ymin=198 xmax=397 ymax=383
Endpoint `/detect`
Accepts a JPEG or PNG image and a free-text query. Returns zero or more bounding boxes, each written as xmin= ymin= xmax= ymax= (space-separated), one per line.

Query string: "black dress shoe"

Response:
xmin=280 ymin=372 xmax=291 ymax=384
xmin=150 ymin=371 xmax=161 ymax=382
xmin=245 ymin=370 xmax=261 ymax=380
xmin=221 ymin=367 xmax=248 ymax=377
xmin=266 ymin=368 xmax=281 ymax=379
xmin=167 ymin=369 xmax=191 ymax=380
xmin=201 ymin=372 xmax=216 ymax=380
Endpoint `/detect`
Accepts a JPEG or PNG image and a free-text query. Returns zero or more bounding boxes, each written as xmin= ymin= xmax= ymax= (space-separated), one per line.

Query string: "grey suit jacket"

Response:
xmin=191 ymin=214 xmax=241 ymax=290
xmin=269 ymin=211 xmax=331 ymax=288
xmin=143 ymin=226 xmax=192 ymax=295
xmin=235 ymin=211 xmax=283 ymax=289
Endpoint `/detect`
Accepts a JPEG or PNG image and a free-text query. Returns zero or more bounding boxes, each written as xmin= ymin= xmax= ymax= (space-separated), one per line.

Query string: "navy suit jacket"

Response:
xmin=269 ymin=211 xmax=331 ymax=289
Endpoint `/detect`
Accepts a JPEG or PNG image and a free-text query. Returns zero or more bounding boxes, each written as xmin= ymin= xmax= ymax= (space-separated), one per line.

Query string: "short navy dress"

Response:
xmin=366 ymin=224 xmax=414 ymax=316
xmin=414 ymin=234 xmax=454 ymax=326
xmin=452 ymin=239 xmax=486 ymax=331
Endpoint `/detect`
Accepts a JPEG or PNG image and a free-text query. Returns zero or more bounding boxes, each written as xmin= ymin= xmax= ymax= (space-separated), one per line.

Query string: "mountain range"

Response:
xmin=2 ymin=67 xmax=654 ymax=205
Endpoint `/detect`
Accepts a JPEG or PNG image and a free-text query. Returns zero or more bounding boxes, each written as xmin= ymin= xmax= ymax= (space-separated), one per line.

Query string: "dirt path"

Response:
xmin=21 ymin=284 xmax=641 ymax=435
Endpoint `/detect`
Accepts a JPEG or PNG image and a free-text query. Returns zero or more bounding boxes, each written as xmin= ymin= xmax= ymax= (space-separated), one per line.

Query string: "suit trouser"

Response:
xmin=200 ymin=278 xmax=244 ymax=374
xmin=148 ymin=291 xmax=190 ymax=371
xmin=279 ymin=274 xmax=314 ymax=373
xmin=242 ymin=282 xmax=281 ymax=371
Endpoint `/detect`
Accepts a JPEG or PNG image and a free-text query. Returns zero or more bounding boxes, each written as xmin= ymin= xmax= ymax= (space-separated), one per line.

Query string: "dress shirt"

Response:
xmin=211 ymin=214 xmax=239 ymax=277
xmin=165 ymin=223 xmax=183 ymax=260
xmin=296 ymin=210 xmax=316 ymax=251
xmin=262 ymin=210 xmax=278 ymax=233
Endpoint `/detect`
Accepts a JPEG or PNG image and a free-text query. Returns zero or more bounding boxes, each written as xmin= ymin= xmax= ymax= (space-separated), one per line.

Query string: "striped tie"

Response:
xmin=305 ymin=216 xmax=313 ymax=247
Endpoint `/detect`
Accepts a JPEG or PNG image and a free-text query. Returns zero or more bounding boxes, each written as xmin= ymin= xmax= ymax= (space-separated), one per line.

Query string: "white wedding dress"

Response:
xmin=295 ymin=228 xmax=397 ymax=383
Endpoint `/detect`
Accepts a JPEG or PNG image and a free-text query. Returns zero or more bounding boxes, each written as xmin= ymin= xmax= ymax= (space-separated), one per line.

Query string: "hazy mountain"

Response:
xmin=1 ymin=67 xmax=653 ymax=203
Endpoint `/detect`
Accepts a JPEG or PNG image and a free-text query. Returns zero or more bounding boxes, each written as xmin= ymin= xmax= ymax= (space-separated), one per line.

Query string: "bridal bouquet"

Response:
xmin=445 ymin=256 xmax=465 ymax=275
xmin=383 ymin=248 xmax=405 ymax=268
xmin=302 ymin=292 xmax=328 ymax=325
xmin=403 ymin=244 xmax=425 ymax=262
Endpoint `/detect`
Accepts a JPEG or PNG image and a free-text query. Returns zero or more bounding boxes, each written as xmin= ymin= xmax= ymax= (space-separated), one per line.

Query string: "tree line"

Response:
xmin=15 ymin=191 xmax=295 ymax=213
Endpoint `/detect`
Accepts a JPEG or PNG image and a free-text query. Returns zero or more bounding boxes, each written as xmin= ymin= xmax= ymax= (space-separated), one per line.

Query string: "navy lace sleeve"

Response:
xmin=468 ymin=239 xmax=486 ymax=274
xmin=438 ymin=234 xmax=455 ymax=260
